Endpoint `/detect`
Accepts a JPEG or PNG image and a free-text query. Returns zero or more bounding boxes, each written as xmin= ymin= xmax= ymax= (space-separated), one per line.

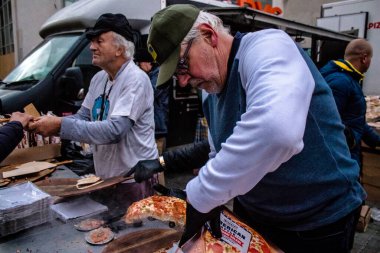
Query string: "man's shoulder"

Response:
xmin=90 ymin=70 xmax=107 ymax=84
xmin=242 ymin=29 xmax=288 ymax=43
xmin=122 ymin=62 xmax=150 ymax=81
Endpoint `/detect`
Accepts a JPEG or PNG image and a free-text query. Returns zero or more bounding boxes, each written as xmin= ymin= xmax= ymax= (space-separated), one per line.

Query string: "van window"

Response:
xmin=4 ymin=35 xmax=79 ymax=84
xmin=72 ymin=44 xmax=100 ymax=92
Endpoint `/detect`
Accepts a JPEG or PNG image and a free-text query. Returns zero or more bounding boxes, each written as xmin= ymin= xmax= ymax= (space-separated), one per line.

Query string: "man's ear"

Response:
xmin=362 ymin=53 xmax=370 ymax=63
xmin=198 ymin=23 xmax=218 ymax=47
xmin=115 ymin=46 xmax=124 ymax=57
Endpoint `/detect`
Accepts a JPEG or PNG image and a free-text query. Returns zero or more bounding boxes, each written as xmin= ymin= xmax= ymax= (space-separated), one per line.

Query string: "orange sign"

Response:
xmin=236 ymin=0 xmax=283 ymax=15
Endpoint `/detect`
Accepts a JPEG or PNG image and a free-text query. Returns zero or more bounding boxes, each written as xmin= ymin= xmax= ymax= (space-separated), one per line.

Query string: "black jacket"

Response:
xmin=0 ymin=121 xmax=24 ymax=162
xmin=163 ymin=140 xmax=210 ymax=171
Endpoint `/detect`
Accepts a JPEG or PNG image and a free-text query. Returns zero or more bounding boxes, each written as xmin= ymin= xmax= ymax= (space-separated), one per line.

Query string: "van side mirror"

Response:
xmin=59 ymin=67 xmax=85 ymax=100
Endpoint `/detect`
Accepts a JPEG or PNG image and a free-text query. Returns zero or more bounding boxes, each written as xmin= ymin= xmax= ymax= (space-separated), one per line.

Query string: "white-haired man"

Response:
xmin=30 ymin=13 xmax=158 ymax=210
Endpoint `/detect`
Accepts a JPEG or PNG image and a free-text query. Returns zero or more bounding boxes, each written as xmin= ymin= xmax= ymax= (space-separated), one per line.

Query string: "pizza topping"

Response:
xmin=74 ymin=218 xmax=104 ymax=231
xmin=88 ymin=227 xmax=112 ymax=244
xmin=125 ymin=197 xmax=272 ymax=253
xmin=124 ymin=195 xmax=186 ymax=226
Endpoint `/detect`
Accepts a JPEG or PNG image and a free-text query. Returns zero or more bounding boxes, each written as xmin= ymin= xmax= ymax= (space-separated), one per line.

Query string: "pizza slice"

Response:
xmin=76 ymin=175 xmax=103 ymax=189
xmin=126 ymin=196 xmax=274 ymax=253
xmin=124 ymin=195 xmax=186 ymax=226
xmin=203 ymin=230 xmax=240 ymax=253
xmin=222 ymin=209 xmax=272 ymax=253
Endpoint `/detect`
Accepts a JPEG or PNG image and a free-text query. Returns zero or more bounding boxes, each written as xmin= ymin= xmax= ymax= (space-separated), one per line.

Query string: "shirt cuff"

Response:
xmin=186 ymin=176 xmax=226 ymax=213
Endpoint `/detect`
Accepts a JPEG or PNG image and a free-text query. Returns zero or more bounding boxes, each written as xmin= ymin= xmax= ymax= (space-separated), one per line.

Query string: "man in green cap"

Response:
xmin=128 ymin=4 xmax=365 ymax=252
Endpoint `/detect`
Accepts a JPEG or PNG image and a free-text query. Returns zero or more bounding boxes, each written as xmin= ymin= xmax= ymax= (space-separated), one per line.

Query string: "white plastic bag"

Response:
xmin=371 ymin=207 xmax=380 ymax=222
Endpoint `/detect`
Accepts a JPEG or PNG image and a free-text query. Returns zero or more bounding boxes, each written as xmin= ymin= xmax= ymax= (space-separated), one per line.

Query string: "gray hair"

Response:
xmin=112 ymin=32 xmax=135 ymax=59
xmin=183 ymin=11 xmax=230 ymax=44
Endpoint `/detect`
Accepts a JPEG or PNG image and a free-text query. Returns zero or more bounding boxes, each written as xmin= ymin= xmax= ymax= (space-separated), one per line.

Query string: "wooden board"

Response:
xmin=8 ymin=168 xmax=56 ymax=186
xmin=0 ymin=168 xmax=56 ymax=188
xmin=102 ymin=228 xmax=182 ymax=253
xmin=35 ymin=176 xmax=130 ymax=197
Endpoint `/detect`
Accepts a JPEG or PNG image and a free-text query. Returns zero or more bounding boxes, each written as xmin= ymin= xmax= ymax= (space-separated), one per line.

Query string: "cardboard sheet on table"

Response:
xmin=23 ymin=103 xmax=41 ymax=118
xmin=2 ymin=161 xmax=56 ymax=178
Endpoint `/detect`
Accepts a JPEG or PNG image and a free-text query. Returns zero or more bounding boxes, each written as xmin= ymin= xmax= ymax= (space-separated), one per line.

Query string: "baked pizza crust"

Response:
xmin=124 ymin=195 xmax=186 ymax=226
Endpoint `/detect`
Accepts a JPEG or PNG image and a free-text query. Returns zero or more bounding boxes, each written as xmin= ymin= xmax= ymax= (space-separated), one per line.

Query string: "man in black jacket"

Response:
xmin=0 ymin=112 xmax=33 ymax=162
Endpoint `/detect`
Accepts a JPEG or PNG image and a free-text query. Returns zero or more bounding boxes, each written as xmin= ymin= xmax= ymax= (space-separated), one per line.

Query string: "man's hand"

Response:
xmin=9 ymin=112 xmax=33 ymax=129
xmin=151 ymin=184 xmax=222 ymax=246
xmin=28 ymin=115 xmax=62 ymax=136
xmin=125 ymin=159 xmax=164 ymax=182
xmin=179 ymin=203 xmax=222 ymax=247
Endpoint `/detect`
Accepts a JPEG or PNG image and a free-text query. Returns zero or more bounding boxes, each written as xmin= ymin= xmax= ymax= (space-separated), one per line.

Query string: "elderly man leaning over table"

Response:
xmin=128 ymin=4 xmax=366 ymax=253
xmin=29 ymin=13 xmax=158 ymax=214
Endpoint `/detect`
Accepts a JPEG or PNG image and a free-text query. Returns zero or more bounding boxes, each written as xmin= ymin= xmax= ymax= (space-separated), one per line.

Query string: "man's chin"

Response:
xmin=92 ymin=60 xmax=100 ymax=67
xmin=201 ymin=83 xmax=222 ymax=94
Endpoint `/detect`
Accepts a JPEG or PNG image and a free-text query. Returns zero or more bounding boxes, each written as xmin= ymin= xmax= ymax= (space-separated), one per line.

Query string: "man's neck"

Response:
xmin=105 ymin=58 xmax=128 ymax=81
xmin=218 ymin=34 xmax=234 ymax=86
xmin=345 ymin=59 xmax=364 ymax=75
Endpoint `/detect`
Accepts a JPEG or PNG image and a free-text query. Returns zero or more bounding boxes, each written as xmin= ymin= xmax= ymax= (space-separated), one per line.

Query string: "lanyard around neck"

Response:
xmin=99 ymin=78 xmax=114 ymax=121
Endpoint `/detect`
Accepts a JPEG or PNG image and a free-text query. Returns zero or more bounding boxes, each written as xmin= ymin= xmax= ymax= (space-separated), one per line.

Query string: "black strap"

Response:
xmin=98 ymin=78 xmax=114 ymax=121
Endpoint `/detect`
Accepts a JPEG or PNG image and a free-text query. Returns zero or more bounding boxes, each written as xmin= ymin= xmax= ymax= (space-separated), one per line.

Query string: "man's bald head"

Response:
xmin=345 ymin=39 xmax=372 ymax=60
xmin=344 ymin=39 xmax=373 ymax=73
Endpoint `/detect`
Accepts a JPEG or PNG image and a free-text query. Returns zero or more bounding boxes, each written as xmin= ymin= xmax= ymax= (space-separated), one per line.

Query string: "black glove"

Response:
xmin=124 ymin=159 xmax=164 ymax=183
xmin=153 ymin=184 xmax=187 ymax=200
xmin=179 ymin=203 xmax=222 ymax=247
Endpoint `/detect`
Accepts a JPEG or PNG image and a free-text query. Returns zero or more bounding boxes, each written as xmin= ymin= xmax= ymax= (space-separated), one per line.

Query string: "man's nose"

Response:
xmin=89 ymin=42 xmax=96 ymax=50
xmin=177 ymin=74 xmax=191 ymax=87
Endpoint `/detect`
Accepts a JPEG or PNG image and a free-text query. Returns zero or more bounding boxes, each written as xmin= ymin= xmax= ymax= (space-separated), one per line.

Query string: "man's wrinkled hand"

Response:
xmin=9 ymin=112 xmax=34 ymax=129
xmin=124 ymin=159 xmax=164 ymax=182
xmin=179 ymin=203 xmax=222 ymax=247
xmin=28 ymin=115 xmax=62 ymax=137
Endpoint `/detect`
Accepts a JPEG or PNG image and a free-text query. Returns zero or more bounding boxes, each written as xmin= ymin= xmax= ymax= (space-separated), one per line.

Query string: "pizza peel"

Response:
xmin=102 ymin=228 xmax=182 ymax=253
xmin=35 ymin=175 xmax=134 ymax=197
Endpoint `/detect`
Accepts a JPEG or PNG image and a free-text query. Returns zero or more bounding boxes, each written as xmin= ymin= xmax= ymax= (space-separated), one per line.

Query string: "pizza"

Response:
xmin=87 ymin=227 xmax=113 ymax=244
xmin=74 ymin=218 xmax=104 ymax=231
xmin=153 ymin=247 xmax=172 ymax=253
xmin=126 ymin=196 xmax=273 ymax=253
xmin=222 ymin=209 xmax=272 ymax=253
xmin=203 ymin=230 xmax=240 ymax=253
xmin=124 ymin=195 xmax=186 ymax=226
xmin=76 ymin=175 xmax=103 ymax=189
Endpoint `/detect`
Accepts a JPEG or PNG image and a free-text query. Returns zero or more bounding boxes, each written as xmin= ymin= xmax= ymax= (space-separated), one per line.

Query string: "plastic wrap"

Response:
xmin=0 ymin=182 xmax=52 ymax=237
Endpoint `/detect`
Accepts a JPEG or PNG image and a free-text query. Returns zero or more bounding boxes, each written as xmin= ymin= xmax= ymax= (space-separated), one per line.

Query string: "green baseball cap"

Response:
xmin=147 ymin=4 xmax=200 ymax=86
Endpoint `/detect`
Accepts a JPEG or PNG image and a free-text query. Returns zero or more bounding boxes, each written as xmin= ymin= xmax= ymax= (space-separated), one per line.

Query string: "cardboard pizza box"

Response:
xmin=180 ymin=209 xmax=283 ymax=253
xmin=2 ymin=161 xmax=57 ymax=178
xmin=0 ymin=143 xmax=61 ymax=167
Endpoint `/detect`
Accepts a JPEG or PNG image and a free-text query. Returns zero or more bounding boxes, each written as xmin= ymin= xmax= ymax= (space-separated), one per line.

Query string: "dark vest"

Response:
xmin=203 ymin=33 xmax=365 ymax=230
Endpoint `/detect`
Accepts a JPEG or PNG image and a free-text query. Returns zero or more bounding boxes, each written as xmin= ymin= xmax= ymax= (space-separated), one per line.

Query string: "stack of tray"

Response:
xmin=0 ymin=182 xmax=52 ymax=237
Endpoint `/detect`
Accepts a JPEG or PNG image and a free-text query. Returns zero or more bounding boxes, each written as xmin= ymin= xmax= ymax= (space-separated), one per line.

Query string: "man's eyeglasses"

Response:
xmin=175 ymin=38 xmax=194 ymax=76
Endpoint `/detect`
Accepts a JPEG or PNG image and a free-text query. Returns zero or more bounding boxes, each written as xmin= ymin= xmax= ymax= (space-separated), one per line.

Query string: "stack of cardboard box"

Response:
xmin=362 ymin=96 xmax=380 ymax=213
